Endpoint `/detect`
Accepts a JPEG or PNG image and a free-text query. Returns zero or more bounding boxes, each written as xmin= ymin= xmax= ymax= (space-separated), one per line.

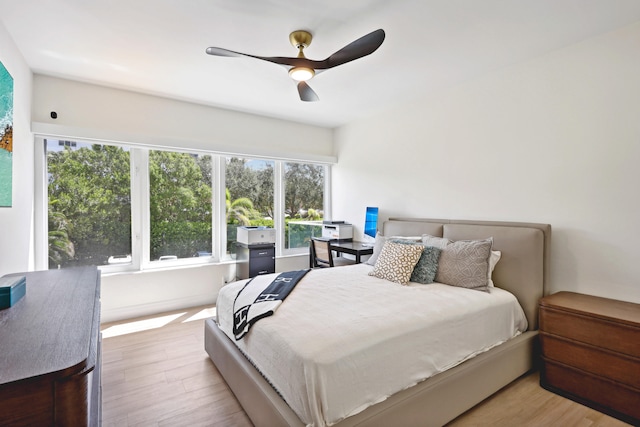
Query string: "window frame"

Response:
xmin=35 ymin=136 xmax=331 ymax=273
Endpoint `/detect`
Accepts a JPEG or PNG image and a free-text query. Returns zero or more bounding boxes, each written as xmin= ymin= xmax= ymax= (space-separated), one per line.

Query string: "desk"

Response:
xmin=330 ymin=241 xmax=373 ymax=264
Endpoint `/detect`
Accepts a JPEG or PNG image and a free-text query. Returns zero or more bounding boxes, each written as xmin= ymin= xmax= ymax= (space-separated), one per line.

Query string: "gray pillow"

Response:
xmin=390 ymin=239 xmax=441 ymax=284
xmin=422 ymin=235 xmax=493 ymax=292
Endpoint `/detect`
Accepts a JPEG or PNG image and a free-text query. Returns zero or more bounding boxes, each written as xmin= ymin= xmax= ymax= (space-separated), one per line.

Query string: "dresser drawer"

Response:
xmin=540 ymin=332 xmax=640 ymax=389
xmin=541 ymin=359 xmax=640 ymax=424
xmin=539 ymin=298 xmax=640 ymax=357
xmin=540 ymin=306 xmax=640 ymax=357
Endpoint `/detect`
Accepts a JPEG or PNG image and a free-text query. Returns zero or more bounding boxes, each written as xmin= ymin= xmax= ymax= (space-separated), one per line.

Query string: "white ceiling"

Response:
xmin=2 ymin=0 xmax=640 ymax=128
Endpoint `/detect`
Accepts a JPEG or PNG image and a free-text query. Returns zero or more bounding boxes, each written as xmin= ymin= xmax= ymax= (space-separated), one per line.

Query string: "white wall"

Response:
xmin=100 ymin=263 xmax=233 ymax=322
xmin=333 ymin=22 xmax=640 ymax=304
xmin=32 ymin=75 xmax=334 ymax=162
xmin=28 ymin=76 xmax=328 ymax=322
xmin=0 ymin=23 xmax=33 ymax=277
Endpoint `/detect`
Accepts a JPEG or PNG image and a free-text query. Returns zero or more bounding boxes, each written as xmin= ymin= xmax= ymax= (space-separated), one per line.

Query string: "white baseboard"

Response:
xmin=101 ymin=293 xmax=216 ymax=323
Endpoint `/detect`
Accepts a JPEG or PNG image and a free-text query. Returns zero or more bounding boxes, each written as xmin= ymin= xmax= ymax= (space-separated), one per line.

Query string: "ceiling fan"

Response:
xmin=206 ymin=29 xmax=385 ymax=102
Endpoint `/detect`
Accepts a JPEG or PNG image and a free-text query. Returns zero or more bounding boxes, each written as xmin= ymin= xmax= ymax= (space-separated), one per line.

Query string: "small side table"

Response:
xmin=539 ymin=291 xmax=640 ymax=425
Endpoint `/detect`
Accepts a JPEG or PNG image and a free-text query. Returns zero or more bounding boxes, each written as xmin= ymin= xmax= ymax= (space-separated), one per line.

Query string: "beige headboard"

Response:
xmin=382 ymin=218 xmax=551 ymax=330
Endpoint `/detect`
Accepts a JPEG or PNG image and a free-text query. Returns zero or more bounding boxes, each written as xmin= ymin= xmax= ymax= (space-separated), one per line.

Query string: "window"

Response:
xmin=149 ymin=150 xmax=213 ymax=261
xmin=284 ymin=162 xmax=324 ymax=249
xmin=47 ymin=140 xmax=132 ymax=269
xmin=225 ymin=157 xmax=274 ymax=253
xmin=41 ymin=138 xmax=329 ymax=271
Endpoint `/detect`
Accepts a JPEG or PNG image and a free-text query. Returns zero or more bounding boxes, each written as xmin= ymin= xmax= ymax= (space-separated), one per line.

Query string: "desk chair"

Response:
xmin=310 ymin=237 xmax=355 ymax=268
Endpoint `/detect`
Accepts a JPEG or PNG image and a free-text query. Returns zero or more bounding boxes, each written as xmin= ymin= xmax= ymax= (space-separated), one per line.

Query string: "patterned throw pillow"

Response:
xmin=390 ymin=239 xmax=442 ymax=284
xmin=422 ymin=235 xmax=493 ymax=291
xmin=365 ymin=233 xmax=422 ymax=266
xmin=368 ymin=241 xmax=424 ymax=284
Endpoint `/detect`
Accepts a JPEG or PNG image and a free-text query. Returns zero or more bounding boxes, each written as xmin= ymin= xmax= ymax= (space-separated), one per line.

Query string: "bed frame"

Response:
xmin=205 ymin=218 xmax=551 ymax=426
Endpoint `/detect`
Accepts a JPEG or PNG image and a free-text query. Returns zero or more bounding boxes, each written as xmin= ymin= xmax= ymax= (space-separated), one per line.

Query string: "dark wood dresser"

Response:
xmin=0 ymin=267 xmax=102 ymax=426
xmin=539 ymin=291 xmax=640 ymax=425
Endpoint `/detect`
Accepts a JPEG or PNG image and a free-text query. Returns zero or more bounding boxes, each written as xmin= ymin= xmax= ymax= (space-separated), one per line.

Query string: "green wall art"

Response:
xmin=0 ymin=61 xmax=13 ymax=207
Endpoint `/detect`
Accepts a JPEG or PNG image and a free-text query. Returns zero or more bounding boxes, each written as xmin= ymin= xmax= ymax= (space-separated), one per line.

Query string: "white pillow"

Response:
xmin=365 ymin=233 xmax=421 ymax=266
xmin=488 ymin=250 xmax=501 ymax=287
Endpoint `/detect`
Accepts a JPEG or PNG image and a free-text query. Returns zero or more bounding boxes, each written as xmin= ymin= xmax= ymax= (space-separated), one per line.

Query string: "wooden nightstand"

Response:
xmin=539 ymin=291 xmax=640 ymax=425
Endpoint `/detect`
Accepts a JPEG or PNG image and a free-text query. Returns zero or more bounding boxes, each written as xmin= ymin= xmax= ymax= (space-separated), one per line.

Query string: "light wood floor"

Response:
xmin=101 ymin=305 xmax=631 ymax=427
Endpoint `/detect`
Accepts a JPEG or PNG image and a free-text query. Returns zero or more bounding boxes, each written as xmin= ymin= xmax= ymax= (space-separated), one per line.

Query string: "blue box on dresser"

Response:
xmin=0 ymin=275 xmax=26 ymax=309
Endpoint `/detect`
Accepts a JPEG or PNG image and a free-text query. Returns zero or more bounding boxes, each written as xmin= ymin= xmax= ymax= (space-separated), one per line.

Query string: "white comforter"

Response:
xmin=217 ymin=263 xmax=527 ymax=427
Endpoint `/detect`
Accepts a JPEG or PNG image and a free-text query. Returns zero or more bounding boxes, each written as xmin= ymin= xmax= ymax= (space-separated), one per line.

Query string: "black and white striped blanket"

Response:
xmin=233 ymin=269 xmax=310 ymax=340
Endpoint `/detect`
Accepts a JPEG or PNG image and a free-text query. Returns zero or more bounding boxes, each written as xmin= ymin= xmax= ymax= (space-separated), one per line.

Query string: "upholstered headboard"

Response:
xmin=382 ymin=218 xmax=551 ymax=330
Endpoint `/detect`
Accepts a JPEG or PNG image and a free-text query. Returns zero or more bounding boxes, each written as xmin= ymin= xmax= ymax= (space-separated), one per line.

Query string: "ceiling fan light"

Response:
xmin=289 ymin=66 xmax=315 ymax=81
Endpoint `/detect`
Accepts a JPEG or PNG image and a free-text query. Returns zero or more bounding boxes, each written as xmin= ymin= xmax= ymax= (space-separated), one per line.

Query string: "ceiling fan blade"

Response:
xmin=317 ymin=29 xmax=385 ymax=70
xmin=206 ymin=46 xmax=310 ymax=68
xmin=205 ymin=47 xmax=247 ymax=58
xmin=297 ymin=81 xmax=319 ymax=102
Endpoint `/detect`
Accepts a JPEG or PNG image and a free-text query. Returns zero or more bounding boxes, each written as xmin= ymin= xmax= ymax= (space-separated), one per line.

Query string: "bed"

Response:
xmin=205 ymin=218 xmax=551 ymax=426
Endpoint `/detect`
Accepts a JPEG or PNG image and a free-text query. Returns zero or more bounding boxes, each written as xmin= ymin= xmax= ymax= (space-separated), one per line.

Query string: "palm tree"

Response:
xmin=48 ymin=200 xmax=75 ymax=267
xmin=225 ymin=188 xmax=253 ymax=226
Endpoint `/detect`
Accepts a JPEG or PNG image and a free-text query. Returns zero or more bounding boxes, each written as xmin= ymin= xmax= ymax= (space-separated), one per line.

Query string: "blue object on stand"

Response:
xmin=0 ymin=275 xmax=26 ymax=309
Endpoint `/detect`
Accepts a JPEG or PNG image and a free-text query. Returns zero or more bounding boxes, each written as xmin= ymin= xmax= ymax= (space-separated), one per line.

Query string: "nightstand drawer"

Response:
xmin=541 ymin=359 xmax=640 ymax=423
xmin=539 ymin=301 xmax=640 ymax=357
xmin=540 ymin=332 xmax=640 ymax=389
